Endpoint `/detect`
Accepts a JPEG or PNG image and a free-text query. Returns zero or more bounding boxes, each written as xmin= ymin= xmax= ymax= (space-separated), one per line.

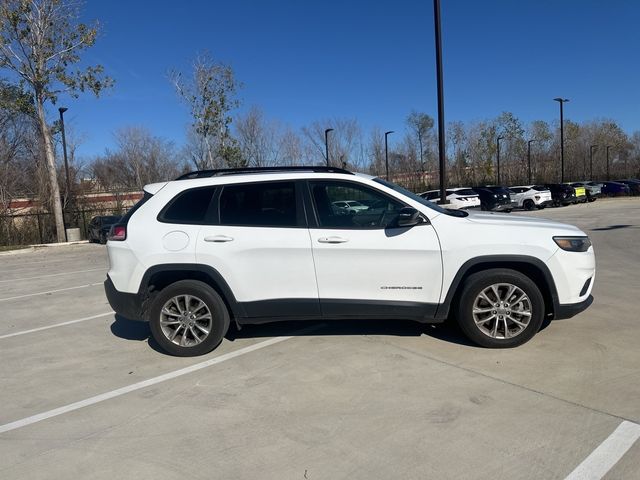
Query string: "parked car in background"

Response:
xmin=332 ymin=200 xmax=369 ymax=215
xmin=569 ymin=184 xmax=587 ymax=203
xmin=88 ymin=215 xmax=121 ymax=244
xmin=474 ymin=186 xmax=514 ymax=212
xmin=614 ymin=179 xmax=640 ymax=195
xmin=596 ymin=181 xmax=631 ymax=196
xmin=419 ymin=188 xmax=480 ymax=209
xmin=509 ymin=185 xmax=553 ymax=210
xmin=542 ymin=184 xmax=576 ymax=207
xmin=571 ymin=182 xmax=601 ymax=202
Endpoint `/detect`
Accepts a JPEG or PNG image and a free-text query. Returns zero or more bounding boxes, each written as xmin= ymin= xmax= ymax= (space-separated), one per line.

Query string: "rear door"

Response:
xmin=196 ymin=180 xmax=319 ymax=319
xmin=306 ymin=179 xmax=442 ymax=319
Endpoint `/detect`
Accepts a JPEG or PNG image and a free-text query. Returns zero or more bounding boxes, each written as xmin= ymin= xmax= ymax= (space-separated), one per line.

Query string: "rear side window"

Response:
xmin=219 ymin=182 xmax=298 ymax=227
xmin=159 ymin=187 xmax=216 ymax=224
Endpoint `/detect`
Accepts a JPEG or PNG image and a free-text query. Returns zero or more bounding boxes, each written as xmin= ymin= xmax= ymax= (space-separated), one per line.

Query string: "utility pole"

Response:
xmin=324 ymin=128 xmax=333 ymax=167
xmin=384 ymin=131 xmax=394 ymax=180
xmin=433 ymin=0 xmax=448 ymax=204
xmin=527 ymin=139 xmax=537 ymax=184
xmin=589 ymin=145 xmax=597 ymax=181
xmin=553 ymin=98 xmax=569 ymax=182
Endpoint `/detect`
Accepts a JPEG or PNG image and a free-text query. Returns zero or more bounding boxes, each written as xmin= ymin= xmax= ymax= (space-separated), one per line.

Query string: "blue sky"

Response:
xmin=64 ymin=0 xmax=640 ymax=158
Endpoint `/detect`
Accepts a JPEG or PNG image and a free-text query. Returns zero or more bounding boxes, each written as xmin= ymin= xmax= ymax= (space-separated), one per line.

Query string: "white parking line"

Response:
xmin=0 ymin=283 xmax=102 ymax=302
xmin=0 ymin=268 xmax=105 ymax=283
xmin=0 ymin=331 xmax=316 ymax=434
xmin=0 ymin=312 xmax=114 ymax=339
xmin=565 ymin=420 xmax=640 ymax=480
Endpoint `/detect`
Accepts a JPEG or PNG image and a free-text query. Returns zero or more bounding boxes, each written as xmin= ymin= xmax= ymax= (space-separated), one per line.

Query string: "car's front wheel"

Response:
xmin=523 ymin=199 xmax=535 ymax=210
xmin=149 ymin=280 xmax=230 ymax=356
xmin=455 ymin=269 xmax=545 ymax=348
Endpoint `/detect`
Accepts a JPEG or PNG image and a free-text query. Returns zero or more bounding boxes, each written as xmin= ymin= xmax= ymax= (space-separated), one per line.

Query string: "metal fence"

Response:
xmin=0 ymin=207 xmax=128 ymax=247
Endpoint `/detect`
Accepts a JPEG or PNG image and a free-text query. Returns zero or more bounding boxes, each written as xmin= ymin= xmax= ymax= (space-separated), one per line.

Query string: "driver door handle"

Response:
xmin=317 ymin=236 xmax=349 ymax=244
xmin=204 ymin=235 xmax=234 ymax=243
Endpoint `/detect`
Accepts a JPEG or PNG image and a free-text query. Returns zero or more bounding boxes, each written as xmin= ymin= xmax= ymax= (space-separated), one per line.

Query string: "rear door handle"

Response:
xmin=204 ymin=235 xmax=234 ymax=243
xmin=317 ymin=236 xmax=349 ymax=244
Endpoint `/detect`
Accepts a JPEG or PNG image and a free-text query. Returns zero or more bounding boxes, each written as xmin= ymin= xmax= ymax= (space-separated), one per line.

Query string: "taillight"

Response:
xmin=108 ymin=225 xmax=126 ymax=241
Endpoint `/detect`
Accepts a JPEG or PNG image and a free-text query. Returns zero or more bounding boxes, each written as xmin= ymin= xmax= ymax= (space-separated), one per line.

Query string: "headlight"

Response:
xmin=553 ymin=236 xmax=592 ymax=252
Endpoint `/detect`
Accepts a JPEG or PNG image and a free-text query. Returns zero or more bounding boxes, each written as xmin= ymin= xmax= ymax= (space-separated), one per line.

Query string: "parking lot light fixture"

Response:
xmin=496 ymin=135 xmax=505 ymax=184
xmin=589 ymin=145 xmax=598 ymax=181
xmin=553 ymin=98 xmax=569 ymax=183
xmin=384 ymin=130 xmax=394 ymax=180
xmin=606 ymin=145 xmax=612 ymax=180
xmin=324 ymin=128 xmax=334 ymax=167
xmin=527 ymin=139 xmax=537 ymax=185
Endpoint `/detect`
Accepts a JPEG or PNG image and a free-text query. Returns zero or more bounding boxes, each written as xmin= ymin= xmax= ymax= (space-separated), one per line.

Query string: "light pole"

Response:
xmin=527 ymin=139 xmax=537 ymax=184
xmin=384 ymin=130 xmax=394 ymax=180
xmin=554 ymin=98 xmax=569 ymax=182
xmin=589 ymin=145 xmax=598 ymax=181
xmin=433 ymin=0 xmax=447 ymax=204
xmin=606 ymin=145 xmax=612 ymax=180
xmin=496 ymin=135 xmax=504 ymax=184
xmin=324 ymin=128 xmax=333 ymax=167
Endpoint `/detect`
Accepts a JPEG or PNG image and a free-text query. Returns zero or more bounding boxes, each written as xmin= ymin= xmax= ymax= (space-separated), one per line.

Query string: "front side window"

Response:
xmin=310 ymin=181 xmax=404 ymax=229
xmin=219 ymin=181 xmax=298 ymax=227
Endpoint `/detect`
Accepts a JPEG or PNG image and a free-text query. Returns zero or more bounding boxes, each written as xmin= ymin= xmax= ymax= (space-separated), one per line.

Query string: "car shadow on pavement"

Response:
xmin=110 ymin=315 xmax=165 ymax=354
xmin=110 ymin=315 xmax=554 ymax=352
xmin=227 ymin=318 xmax=478 ymax=348
xmin=591 ymin=224 xmax=635 ymax=231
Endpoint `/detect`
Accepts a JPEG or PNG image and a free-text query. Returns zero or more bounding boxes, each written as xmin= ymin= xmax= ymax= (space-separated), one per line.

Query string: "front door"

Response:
xmin=306 ymin=180 xmax=442 ymax=320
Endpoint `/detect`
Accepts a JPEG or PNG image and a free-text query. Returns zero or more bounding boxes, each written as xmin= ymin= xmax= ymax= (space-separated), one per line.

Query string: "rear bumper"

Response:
xmin=537 ymin=200 xmax=554 ymax=207
xmin=104 ymin=275 xmax=147 ymax=321
xmin=554 ymin=295 xmax=594 ymax=320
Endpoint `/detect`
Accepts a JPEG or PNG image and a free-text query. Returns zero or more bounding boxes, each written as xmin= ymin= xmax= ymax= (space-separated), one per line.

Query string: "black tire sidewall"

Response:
xmin=149 ymin=280 xmax=230 ymax=357
xmin=455 ymin=269 xmax=545 ymax=348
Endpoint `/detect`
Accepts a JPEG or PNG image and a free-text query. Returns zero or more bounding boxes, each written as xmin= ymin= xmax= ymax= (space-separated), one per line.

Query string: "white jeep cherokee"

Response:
xmin=104 ymin=167 xmax=595 ymax=356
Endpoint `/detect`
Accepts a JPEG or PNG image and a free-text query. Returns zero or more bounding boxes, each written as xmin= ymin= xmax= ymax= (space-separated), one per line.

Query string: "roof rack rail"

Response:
xmin=175 ymin=166 xmax=353 ymax=180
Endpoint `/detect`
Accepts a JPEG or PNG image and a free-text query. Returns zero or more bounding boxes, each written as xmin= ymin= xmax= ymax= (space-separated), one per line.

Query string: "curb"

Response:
xmin=0 ymin=240 xmax=89 ymax=256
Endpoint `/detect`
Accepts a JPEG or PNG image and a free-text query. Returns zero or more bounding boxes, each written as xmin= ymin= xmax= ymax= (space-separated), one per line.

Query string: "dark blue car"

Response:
xmin=614 ymin=179 xmax=640 ymax=195
xmin=594 ymin=181 xmax=630 ymax=196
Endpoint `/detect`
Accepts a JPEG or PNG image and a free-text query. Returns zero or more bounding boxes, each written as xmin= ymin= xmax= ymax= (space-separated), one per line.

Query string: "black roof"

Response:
xmin=175 ymin=166 xmax=353 ymax=180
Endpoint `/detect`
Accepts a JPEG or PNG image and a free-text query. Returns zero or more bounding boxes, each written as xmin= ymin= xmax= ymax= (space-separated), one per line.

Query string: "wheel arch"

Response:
xmin=138 ymin=264 xmax=244 ymax=321
xmin=435 ymin=255 xmax=559 ymax=320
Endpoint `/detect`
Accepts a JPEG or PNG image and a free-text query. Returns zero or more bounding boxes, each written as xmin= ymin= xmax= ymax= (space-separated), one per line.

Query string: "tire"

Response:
xmin=523 ymin=200 xmax=535 ymax=211
xmin=504 ymin=209 xmax=512 ymax=213
xmin=99 ymin=233 xmax=107 ymax=245
xmin=455 ymin=268 xmax=545 ymax=348
xmin=148 ymin=280 xmax=230 ymax=357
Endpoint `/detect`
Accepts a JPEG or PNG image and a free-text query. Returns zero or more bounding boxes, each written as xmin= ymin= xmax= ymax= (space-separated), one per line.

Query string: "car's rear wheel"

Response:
xmin=455 ymin=269 xmax=544 ymax=348
xmin=523 ymin=199 xmax=535 ymax=210
xmin=149 ymin=280 xmax=230 ymax=356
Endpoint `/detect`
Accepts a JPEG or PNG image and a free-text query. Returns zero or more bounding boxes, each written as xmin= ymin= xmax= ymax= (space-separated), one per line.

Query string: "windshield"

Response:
xmin=373 ymin=178 xmax=468 ymax=217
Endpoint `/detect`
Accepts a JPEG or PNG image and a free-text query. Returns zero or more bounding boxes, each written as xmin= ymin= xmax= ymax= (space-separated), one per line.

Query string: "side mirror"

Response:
xmin=395 ymin=207 xmax=422 ymax=228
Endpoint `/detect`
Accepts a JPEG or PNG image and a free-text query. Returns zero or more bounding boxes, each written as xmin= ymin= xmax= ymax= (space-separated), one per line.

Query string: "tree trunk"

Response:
xmin=35 ymin=97 xmax=66 ymax=243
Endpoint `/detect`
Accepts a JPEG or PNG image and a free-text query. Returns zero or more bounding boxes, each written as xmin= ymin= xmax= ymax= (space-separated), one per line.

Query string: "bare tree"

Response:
xmin=302 ymin=118 xmax=361 ymax=167
xmin=92 ymin=127 xmax=183 ymax=190
xmin=170 ymin=53 xmax=241 ymax=169
xmin=235 ymin=107 xmax=281 ymax=167
xmin=406 ymin=111 xmax=435 ymax=171
xmin=0 ymin=0 xmax=113 ymax=241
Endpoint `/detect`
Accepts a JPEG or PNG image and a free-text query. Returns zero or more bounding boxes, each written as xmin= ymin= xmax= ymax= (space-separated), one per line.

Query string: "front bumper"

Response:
xmin=104 ymin=275 xmax=147 ymax=321
xmin=554 ymin=295 xmax=594 ymax=320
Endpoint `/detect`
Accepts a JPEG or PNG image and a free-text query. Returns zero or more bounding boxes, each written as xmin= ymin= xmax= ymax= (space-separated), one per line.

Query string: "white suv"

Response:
xmin=509 ymin=185 xmax=553 ymax=210
xmin=104 ymin=167 xmax=595 ymax=356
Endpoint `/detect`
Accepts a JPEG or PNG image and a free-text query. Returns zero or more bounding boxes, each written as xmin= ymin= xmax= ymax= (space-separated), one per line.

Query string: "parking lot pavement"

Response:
xmin=0 ymin=199 xmax=639 ymax=479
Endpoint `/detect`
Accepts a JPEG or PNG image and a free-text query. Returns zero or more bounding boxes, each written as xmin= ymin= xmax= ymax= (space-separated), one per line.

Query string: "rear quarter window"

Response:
xmin=158 ymin=187 xmax=217 ymax=224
